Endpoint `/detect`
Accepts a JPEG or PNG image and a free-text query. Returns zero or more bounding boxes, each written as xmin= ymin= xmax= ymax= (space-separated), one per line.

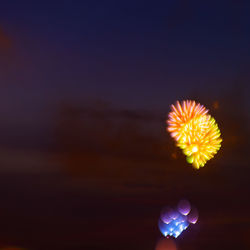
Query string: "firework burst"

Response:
xmin=167 ymin=100 xmax=209 ymax=141
xmin=167 ymin=100 xmax=222 ymax=169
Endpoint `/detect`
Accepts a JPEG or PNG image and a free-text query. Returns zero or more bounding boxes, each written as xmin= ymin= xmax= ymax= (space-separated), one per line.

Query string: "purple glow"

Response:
xmin=178 ymin=200 xmax=191 ymax=216
xmin=158 ymin=200 xmax=198 ymax=239
xmin=187 ymin=207 xmax=199 ymax=224
xmin=169 ymin=210 xmax=179 ymax=220
xmin=160 ymin=207 xmax=173 ymax=224
xmin=158 ymin=214 xmax=190 ymax=238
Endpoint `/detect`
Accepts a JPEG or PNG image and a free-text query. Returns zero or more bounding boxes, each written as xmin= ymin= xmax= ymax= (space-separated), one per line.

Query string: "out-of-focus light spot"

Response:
xmin=158 ymin=213 xmax=188 ymax=238
xmin=178 ymin=200 xmax=191 ymax=216
xmin=158 ymin=218 xmax=170 ymax=237
xmin=155 ymin=237 xmax=177 ymax=250
xmin=158 ymin=200 xmax=198 ymax=239
xmin=187 ymin=207 xmax=199 ymax=224
xmin=161 ymin=207 xmax=173 ymax=224
xmin=169 ymin=211 xmax=179 ymax=220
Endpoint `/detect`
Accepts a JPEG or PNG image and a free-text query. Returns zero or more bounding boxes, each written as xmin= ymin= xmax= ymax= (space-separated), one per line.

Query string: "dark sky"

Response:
xmin=0 ymin=1 xmax=250 ymax=249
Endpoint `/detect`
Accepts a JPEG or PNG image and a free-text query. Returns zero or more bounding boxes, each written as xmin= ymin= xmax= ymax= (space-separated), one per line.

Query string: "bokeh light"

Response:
xmin=178 ymin=199 xmax=191 ymax=216
xmin=155 ymin=237 xmax=178 ymax=250
xmin=158 ymin=213 xmax=189 ymax=238
xmin=187 ymin=207 xmax=199 ymax=224
xmin=158 ymin=200 xmax=198 ymax=238
xmin=160 ymin=207 xmax=173 ymax=224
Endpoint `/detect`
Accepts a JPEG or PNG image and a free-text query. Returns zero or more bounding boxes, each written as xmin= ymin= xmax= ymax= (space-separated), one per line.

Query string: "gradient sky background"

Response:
xmin=0 ymin=1 xmax=250 ymax=249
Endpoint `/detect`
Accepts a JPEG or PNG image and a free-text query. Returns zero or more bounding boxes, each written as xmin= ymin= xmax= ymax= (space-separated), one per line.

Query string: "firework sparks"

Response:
xmin=167 ymin=100 xmax=209 ymax=141
xmin=167 ymin=100 xmax=222 ymax=169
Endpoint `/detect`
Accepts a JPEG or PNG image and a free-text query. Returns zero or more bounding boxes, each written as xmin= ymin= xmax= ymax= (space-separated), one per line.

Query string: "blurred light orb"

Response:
xmin=158 ymin=218 xmax=170 ymax=237
xmin=169 ymin=210 xmax=179 ymax=220
xmin=187 ymin=207 xmax=199 ymax=224
xmin=160 ymin=207 xmax=173 ymax=224
xmin=159 ymin=211 xmax=188 ymax=238
xmin=159 ymin=200 xmax=198 ymax=238
xmin=178 ymin=200 xmax=191 ymax=216
xmin=155 ymin=237 xmax=177 ymax=250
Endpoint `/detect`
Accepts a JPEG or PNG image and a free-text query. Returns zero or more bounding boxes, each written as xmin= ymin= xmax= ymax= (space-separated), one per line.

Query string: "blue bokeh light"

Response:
xmin=158 ymin=211 xmax=189 ymax=238
xmin=158 ymin=200 xmax=198 ymax=238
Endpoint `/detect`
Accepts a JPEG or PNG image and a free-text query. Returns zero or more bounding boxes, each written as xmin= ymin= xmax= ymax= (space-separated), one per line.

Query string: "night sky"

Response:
xmin=0 ymin=1 xmax=250 ymax=249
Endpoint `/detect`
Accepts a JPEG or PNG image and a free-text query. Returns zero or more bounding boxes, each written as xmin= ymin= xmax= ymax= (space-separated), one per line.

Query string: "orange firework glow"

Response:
xmin=167 ymin=100 xmax=222 ymax=169
xmin=167 ymin=100 xmax=209 ymax=141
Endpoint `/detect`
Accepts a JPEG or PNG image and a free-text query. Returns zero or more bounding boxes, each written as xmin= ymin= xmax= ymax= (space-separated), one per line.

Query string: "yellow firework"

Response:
xmin=167 ymin=100 xmax=222 ymax=169
xmin=167 ymin=100 xmax=209 ymax=141
xmin=177 ymin=115 xmax=222 ymax=168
